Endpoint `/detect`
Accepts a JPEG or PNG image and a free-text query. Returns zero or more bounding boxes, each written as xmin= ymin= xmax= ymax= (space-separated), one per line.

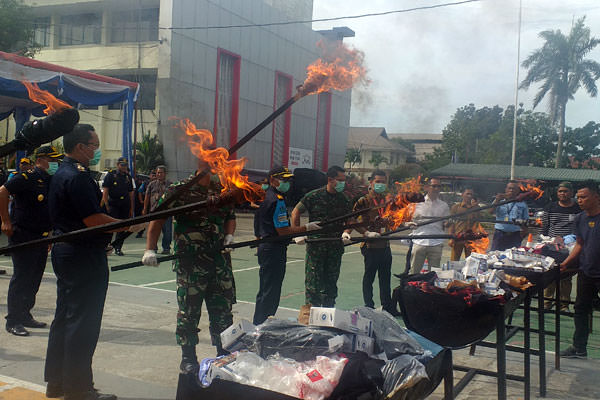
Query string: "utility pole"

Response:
xmin=510 ymin=0 xmax=523 ymax=180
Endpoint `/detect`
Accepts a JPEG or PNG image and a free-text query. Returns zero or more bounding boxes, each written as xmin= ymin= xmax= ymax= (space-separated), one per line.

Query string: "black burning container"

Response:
xmin=393 ymin=273 xmax=518 ymax=349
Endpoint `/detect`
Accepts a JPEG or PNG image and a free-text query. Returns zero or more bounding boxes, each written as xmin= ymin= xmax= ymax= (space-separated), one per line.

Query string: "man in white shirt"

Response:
xmin=410 ymin=178 xmax=450 ymax=273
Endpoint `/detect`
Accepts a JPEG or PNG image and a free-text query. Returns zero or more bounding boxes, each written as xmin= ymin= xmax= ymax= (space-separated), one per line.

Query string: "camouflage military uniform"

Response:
xmin=157 ymin=175 xmax=235 ymax=349
xmin=296 ymin=187 xmax=352 ymax=306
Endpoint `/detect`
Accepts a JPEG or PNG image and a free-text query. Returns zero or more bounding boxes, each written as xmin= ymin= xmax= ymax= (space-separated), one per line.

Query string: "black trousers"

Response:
xmin=361 ymin=246 xmax=393 ymax=309
xmin=108 ymin=200 xmax=131 ymax=250
xmin=5 ymin=230 xmax=47 ymax=326
xmin=253 ymin=244 xmax=287 ymax=325
xmin=44 ymin=243 xmax=109 ymax=394
xmin=490 ymin=230 xmax=523 ymax=251
xmin=573 ymin=272 xmax=600 ymax=351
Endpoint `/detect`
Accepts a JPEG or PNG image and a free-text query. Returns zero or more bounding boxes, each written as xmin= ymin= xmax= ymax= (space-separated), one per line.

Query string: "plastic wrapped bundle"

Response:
xmin=381 ymin=355 xmax=429 ymax=400
xmin=354 ymin=307 xmax=424 ymax=358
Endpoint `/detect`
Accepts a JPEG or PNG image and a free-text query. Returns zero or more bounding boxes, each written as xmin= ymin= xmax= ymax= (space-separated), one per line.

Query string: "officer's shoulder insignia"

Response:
xmin=37 ymin=194 xmax=44 ymax=202
xmin=276 ymin=194 xmax=284 ymax=200
xmin=38 ymin=179 xmax=43 ymax=183
xmin=76 ymin=163 xmax=86 ymax=172
xmin=21 ymin=173 xmax=28 ymax=179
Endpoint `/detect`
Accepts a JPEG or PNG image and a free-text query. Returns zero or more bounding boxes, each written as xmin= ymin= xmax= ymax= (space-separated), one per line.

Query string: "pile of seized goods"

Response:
xmin=198 ymin=306 xmax=447 ymax=400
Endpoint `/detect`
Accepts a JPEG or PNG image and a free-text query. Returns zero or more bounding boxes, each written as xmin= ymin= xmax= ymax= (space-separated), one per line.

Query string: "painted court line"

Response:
xmin=0 ymin=374 xmax=46 ymax=393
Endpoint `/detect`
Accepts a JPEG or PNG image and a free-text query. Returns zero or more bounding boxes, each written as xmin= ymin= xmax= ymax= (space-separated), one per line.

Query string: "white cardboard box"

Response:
xmin=309 ymin=307 xmax=373 ymax=337
xmin=354 ymin=334 xmax=375 ymax=355
xmin=220 ymin=319 xmax=256 ymax=350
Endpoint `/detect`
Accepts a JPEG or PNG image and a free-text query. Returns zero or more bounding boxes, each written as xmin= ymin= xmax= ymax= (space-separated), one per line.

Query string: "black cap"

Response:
xmin=34 ymin=145 xmax=63 ymax=159
xmin=268 ymin=166 xmax=293 ymax=179
xmin=117 ymin=157 xmax=128 ymax=164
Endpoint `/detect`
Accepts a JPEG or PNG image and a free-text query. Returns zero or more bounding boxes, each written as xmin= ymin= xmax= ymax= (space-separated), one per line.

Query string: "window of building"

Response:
xmin=107 ymin=72 xmax=157 ymax=110
xmin=59 ymin=13 xmax=102 ymax=46
xmin=213 ymin=49 xmax=241 ymax=150
xmin=33 ymin=17 xmax=51 ymax=47
xmin=111 ymin=8 xmax=159 ymax=43
xmin=314 ymin=92 xmax=332 ymax=172
xmin=271 ymin=72 xmax=292 ymax=167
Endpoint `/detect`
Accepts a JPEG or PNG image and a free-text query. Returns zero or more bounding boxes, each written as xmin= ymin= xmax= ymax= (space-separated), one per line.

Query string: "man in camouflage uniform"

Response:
xmin=142 ymin=159 xmax=236 ymax=373
xmin=292 ymin=165 xmax=353 ymax=307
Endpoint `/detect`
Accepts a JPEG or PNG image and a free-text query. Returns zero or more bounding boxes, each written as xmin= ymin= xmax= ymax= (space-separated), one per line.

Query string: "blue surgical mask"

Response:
xmin=47 ymin=161 xmax=58 ymax=176
xmin=335 ymin=181 xmax=346 ymax=192
xmin=373 ymin=183 xmax=386 ymax=194
xmin=89 ymin=148 xmax=101 ymax=166
xmin=261 ymin=184 xmax=269 ymax=191
xmin=276 ymin=181 xmax=290 ymax=193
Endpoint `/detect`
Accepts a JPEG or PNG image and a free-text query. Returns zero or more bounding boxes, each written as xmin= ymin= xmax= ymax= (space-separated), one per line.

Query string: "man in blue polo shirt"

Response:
xmin=252 ymin=166 xmax=321 ymax=325
xmin=560 ymin=181 xmax=600 ymax=358
xmin=491 ymin=180 xmax=529 ymax=251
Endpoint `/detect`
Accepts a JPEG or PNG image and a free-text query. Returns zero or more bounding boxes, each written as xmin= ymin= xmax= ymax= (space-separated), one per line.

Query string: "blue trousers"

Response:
xmin=253 ymin=244 xmax=287 ymax=325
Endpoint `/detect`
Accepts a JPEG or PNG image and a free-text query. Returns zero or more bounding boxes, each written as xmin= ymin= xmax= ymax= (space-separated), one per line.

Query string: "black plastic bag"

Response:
xmin=381 ymin=355 xmax=428 ymax=400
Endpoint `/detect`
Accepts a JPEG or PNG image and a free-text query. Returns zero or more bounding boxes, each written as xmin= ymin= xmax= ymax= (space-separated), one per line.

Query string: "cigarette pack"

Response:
xmin=309 ymin=307 xmax=373 ymax=337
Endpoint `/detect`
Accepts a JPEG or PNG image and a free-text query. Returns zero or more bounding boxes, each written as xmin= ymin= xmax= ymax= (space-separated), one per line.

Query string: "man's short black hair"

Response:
xmin=369 ymin=169 xmax=386 ymax=181
xmin=508 ymin=180 xmax=519 ymax=185
xmin=462 ymin=186 xmax=474 ymax=193
xmin=64 ymin=124 xmax=95 ymax=153
xmin=327 ymin=165 xmax=345 ymax=178
xmin=578 ymin=180 xmax=599 ymax=194
xmin=156 ymin=165 xmax=167 ymax=172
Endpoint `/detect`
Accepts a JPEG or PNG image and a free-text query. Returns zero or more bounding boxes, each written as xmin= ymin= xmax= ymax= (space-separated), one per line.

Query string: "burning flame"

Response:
xmin=299 ymin=40 xmax=368 ymax=97
xmin=380 ymin=177 xmax=422 ymax=229
xmin=176 ymin=118 xmax=263 ymax=203
xmin=465 ymin=224 xmax=490 ymax=254
xmin=21 ymin=81 xmax=71 ymax=115
xmin=519 ymin=183 xmax=544 ymax=200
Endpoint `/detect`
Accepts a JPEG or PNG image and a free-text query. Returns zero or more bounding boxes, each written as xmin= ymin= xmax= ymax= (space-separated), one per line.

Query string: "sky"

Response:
xmin=312 ymin=0 xmax=600 ymax=134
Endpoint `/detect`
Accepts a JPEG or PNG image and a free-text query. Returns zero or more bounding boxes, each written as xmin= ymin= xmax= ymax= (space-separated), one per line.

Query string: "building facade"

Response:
xmin=23 ymin=0 xmax=352 ymax=178
xmin=387 ymin=133 xmax=442 ymax=161
xmin=345 ymin=127 xmax=413 ymax=180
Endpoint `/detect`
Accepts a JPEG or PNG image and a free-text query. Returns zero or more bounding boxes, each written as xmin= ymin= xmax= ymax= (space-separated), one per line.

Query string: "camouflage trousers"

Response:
xmin=305 ymin=242 xmax=344 ymax=307
xmin=174 ymin=251 xmax=234 ymax=348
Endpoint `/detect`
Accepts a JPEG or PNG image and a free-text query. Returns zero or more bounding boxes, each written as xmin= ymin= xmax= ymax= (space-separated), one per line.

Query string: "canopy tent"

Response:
xmin=0 ymin=51 xmax=139 ymax=171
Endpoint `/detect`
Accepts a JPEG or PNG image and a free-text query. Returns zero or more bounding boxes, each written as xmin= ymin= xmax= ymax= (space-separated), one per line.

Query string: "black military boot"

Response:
xmin=180 ymin=345 xmax=199 ymax=374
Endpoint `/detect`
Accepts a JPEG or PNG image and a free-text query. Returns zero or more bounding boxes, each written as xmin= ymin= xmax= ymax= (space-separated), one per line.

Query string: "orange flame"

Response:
xmin=299 ymin=40 xmax=368 ymax=96
xmin=519 ymin=183 xmax=544 ymax=200
xmin=176 ymin=118 xmax=263 ymax=203
xmin=380 ymin=177 xmax=422 ymax=229
xmin=465 ymin=223 xmax=490 ymax=254
xmin=21 ymin=81 xmax=71 ymax=115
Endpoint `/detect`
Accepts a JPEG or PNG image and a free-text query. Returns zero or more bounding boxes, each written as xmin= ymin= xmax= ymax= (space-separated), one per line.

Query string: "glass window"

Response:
xmin=59 ymin=13 xmax=101 ymax=46
xmin=272 ymin=73 xmax=292 ymax=167
xmin=314 ymin=92 xmax=332 ymax=171
xmin=111 ymin=8 xmax=159 ymax=43
xmin=33 ymin=17 xmax=51 ymax=47
xmin=107 ymin=72 xmax=157 ymax=110
xmin=215 ymin=51 xmax=240 ymax=148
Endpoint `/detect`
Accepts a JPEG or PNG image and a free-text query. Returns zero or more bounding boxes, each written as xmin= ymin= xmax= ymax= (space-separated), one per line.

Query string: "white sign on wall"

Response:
xmin=288 ymin=147 xmax=313 ymax=170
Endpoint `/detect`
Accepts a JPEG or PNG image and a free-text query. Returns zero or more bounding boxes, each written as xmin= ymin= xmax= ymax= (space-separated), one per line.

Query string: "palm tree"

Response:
xmin=135 ymin=132 xmax=165 ymax=173
xmin=520 ymin=17 xmax=600 ymax=168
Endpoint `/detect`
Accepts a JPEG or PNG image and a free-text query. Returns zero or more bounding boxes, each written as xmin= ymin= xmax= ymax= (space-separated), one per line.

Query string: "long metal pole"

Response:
xmin=510 ymin=0 xmax=523 ymax=180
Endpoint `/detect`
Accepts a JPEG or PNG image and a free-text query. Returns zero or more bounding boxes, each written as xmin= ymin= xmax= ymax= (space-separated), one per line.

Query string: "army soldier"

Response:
xmin=0 ymin=146 xmax=62 ymax=336
xmin=142 ymin=158 xmax=236 ymax=373
xmin=102 ymin=156 xmax=134 ymax=255
xmin=291 ymin=165 xmax=353 ymax=307
xmin=252 ymin=166 xmax=321 ymax=325
xmin=45 ymin=124 xmax=119 ymax=400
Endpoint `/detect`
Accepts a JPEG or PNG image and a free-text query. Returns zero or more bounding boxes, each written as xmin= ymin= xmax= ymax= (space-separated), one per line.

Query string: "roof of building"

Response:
xmin=348 ymin=127 xmax=412 ymax=154
xmin=388 ymin=133 xmax=443 ymax=143
xmin=431 ymin=163 xmax=600 ymax=182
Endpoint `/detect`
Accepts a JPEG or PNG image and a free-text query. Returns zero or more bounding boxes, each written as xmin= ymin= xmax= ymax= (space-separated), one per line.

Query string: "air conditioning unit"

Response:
xmin=104 ymin=159 xmax=112 ymax=169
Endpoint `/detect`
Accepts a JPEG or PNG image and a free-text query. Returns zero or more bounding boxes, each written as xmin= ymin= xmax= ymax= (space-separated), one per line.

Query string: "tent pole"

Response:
xmin=133 ymin=102 xmax=138 ymax=175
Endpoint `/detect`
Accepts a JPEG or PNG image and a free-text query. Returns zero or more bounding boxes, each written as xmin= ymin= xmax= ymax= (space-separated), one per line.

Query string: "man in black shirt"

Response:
xmin=102 ymin=157 xmax=134 ymax=255
xmin=1 ymin=145 xmax=62 ymax=336
xmin=559 ymin=181 xmax=600 ymax=358
xmin=542 ymin=181 xmax=581 ymax=310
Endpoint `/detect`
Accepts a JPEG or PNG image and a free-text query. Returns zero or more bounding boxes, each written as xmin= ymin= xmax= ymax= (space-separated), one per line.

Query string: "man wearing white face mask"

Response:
xmin=0 ymin=145 xmax=62 ymax=337
xmin=252 ymin=166 xmax=321 ymax=324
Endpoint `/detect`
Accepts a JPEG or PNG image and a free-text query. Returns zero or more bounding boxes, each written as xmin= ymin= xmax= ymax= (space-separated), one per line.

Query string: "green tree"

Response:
xmin=135 ymin=132 xmax=165 ymax=173
xmin=0 ymin=0 xmax=41 ymax=57
xmin=520 ymin=17 xmax=600 ymax=168
xmin=563 ymin=121 xmax=600 ymax=168
xmin=389 ymin=163 xmax=423 ymax=183
xmin=369 ymin=152 xmax=388 ymax=168
xmin=345 ymin=147 xmax=362 ymax=169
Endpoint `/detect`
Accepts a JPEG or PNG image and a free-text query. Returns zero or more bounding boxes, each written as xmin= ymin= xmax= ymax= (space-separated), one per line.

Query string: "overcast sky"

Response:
xmin=312 ymin=0 xmax=600 ymax=134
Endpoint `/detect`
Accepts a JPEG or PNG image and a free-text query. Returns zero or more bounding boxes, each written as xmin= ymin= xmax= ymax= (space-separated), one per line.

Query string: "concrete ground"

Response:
xmin=1 ymin=213 xmax=600 ymax=399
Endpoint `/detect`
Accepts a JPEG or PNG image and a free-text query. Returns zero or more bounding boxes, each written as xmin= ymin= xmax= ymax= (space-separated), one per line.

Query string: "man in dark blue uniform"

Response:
xmin=44 ymin=124 xmax=121 ymax=400
xmin=252 ymin=166 xmax=320 ymax=325
xmin=102 ymin=157 xmax=134 ymax=256
xmin=0 ymin=145 xmax=62 ymax=336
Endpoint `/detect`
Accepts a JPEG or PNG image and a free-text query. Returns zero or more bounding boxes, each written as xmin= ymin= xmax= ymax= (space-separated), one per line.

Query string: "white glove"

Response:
xmin=305 ymin=221 xmax=322 ymax=231
xmin=294 ymin=236 xmax=307 ymax=245
xmin=404 ymin=222 xmax=418 ymax=230
xmin=341 ymin=231 xmax=353 ymax=245
xmin=142 ymin=250 xmax=159 ymax=267
xmin=363 ymin=231 xmax=381 ymax=238
xmin=223 ymin=234 xmax=234 ymax=253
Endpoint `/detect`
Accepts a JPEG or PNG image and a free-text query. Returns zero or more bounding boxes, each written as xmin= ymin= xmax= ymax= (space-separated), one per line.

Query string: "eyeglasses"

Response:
xmin=86 ymin=142 xmax=100 ymax=149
